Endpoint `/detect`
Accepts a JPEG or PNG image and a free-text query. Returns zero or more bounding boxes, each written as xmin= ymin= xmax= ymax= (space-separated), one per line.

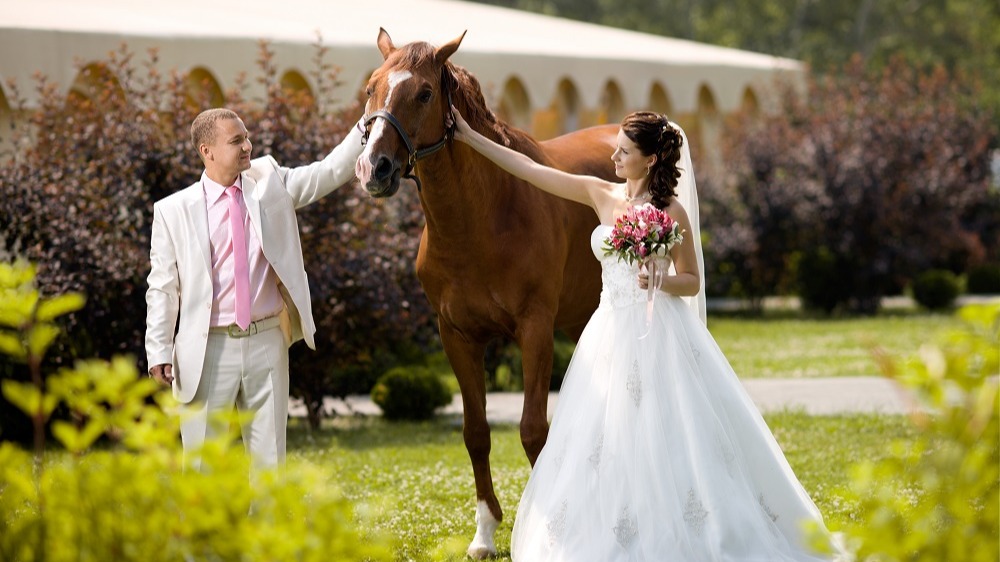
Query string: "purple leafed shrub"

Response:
xmin=701 ymin=57 xmax=999 ymax=314
xmin=0 ymin=41 xmax=436 ymax=435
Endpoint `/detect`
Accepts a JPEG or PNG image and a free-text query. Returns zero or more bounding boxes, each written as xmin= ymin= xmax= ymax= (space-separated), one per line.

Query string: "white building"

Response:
xmin=1 ymin=0 xmax=803 ymax=165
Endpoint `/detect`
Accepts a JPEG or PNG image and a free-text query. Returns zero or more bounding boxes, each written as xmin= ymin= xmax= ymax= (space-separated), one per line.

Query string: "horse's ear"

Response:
xmin=435 ymin=30 xmax=467 ymax=65
xmin=377 ymin=27 xmax=396 ymax=60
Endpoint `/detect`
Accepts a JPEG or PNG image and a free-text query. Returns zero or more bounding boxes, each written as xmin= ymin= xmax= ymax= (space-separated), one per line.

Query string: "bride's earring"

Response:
xmin=645 ymin=166 xmax=651 ymax=177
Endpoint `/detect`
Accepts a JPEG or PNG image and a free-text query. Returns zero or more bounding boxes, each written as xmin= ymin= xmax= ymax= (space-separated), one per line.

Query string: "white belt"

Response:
xmin=208 ymin=315 xmax=281 ymax=338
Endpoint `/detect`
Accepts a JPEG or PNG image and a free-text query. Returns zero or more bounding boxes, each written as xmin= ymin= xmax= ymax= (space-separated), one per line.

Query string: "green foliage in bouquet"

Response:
xmin=0 ymin=260 xmax=392 ymax=561
xmin=812 ymin=303 xmax=999 ymax=560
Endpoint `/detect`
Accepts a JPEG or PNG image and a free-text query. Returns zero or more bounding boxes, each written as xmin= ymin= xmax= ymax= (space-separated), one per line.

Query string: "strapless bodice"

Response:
xmin=591 ymin=225 xmax=647 ymax=309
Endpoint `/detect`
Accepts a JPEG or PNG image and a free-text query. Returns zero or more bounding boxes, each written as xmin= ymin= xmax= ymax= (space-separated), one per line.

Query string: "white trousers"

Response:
xmin=179 ymin=327 xmax=288 ymax=470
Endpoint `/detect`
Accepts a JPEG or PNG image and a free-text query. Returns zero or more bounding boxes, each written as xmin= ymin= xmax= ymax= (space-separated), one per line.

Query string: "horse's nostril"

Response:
xmin=374 ymin=156 xmax=394 ymax=181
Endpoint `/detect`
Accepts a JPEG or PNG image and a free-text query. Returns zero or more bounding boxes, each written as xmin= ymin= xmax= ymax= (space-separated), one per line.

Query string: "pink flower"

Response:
xmin=602 ymin=205 xmax=684 ymax=265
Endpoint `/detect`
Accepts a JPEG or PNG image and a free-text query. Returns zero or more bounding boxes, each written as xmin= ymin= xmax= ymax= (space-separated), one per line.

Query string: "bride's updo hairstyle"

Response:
xmin=621 ymin=111 xmax=684 ymax=210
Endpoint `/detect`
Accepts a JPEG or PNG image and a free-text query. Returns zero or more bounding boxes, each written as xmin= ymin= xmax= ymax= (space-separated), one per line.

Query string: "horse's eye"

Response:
xmin=365 ymin=86 xmax=373 ymax=98
xmin=417 ymin=90 xmax=433 ymax=104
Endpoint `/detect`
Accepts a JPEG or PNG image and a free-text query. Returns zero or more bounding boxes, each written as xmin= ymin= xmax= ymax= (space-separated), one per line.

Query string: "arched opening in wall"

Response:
xmin=497 ymin=76 xmax=531 ymax=131
xmin=280 ymin=69 xmax=315 ymax=119
xmin=599 ymin=80 xmax=625 ymax=124
xmin=554 ymin=78 xmax=580 ymax=134
xmin=741 ymin=87 xmax=760 ymax=116
xmin=0 ymin=85 xmax=13 ymax=154
xmin=67 ymin=63 xmax=125 ymax=109
xmin=184 ymin=67 xmax=224 ymax=111
xmin=648 ymin=82 xmax=673 ymax=118
xmin=696 ymin=84 xmax=722 ymax=174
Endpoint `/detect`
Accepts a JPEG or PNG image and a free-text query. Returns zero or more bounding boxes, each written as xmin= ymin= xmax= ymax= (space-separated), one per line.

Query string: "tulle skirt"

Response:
xmin=510 ymin=294 xmax=842 ymax=561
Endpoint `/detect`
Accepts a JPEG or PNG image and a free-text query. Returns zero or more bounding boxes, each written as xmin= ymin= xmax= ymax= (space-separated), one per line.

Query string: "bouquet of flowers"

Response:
xmin=602 ymin=204 xmax=684 ymax=265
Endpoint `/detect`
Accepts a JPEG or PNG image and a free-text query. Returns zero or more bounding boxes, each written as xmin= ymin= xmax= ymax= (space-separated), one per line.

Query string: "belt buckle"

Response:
xmin=227 ymin=323 xmax=250 ymax=338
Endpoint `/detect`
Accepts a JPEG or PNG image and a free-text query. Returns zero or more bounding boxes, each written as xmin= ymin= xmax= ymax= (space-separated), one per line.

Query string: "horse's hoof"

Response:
xmin=466 ymin=543 xmax=497 ymax=559
xmin=467 ymin=500 xmax=500 ymax=559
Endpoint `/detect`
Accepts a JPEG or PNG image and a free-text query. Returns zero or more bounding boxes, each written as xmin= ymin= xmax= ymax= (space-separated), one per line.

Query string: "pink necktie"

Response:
xmin=226 ymin=185 xmax=251 ymax=330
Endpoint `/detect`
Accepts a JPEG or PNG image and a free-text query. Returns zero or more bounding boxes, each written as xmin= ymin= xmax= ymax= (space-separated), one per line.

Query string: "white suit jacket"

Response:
xmin=145 ymin=126 xmax=364 ymax=403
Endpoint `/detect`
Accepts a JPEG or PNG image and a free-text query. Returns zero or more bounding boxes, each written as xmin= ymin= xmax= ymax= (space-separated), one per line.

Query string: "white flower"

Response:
xmin=654 ymin=244 xmax=668 ymax=257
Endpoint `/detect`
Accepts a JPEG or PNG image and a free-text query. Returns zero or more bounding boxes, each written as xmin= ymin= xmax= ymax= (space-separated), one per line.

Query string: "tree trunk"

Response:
xmin=853 ymin=0 xmax=876 ymax=59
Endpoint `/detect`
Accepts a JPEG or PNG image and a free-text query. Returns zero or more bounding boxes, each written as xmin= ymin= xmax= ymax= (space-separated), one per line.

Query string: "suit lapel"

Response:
xmin=184 ymin=186 xmax=212 ymax=274
xmin=243 ymin=172 xmax=263 ymax=243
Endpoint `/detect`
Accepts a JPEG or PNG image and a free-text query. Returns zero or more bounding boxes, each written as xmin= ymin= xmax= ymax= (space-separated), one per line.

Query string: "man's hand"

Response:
xmin=149 ymin=363 xmax=173 ymax=386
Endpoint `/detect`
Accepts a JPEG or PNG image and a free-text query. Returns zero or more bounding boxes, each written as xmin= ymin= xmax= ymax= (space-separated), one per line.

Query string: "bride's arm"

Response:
xmin=449 ymin=106 xmax=609 ymax=210
xmin=640 ymin=201 xmax=701 ymax=297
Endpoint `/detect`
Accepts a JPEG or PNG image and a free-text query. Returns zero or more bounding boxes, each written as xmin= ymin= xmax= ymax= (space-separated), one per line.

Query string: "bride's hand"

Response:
xmin=446 ymin=104 xmax=473 ymax=143
xmin=638 ymin=257 xmax=671 ymax=290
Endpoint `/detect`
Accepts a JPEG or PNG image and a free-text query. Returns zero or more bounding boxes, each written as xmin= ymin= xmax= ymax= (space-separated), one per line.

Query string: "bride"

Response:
xmin=448 ymin=107 xmax=846 ymax=561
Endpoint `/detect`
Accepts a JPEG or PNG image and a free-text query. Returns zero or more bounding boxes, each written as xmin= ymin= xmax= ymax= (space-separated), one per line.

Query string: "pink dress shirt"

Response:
xmin=202 ymin=173 xmax=284 ymax=328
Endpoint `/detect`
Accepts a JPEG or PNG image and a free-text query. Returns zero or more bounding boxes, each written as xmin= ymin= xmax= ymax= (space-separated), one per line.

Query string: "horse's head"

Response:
xmin=357 ymin=28 xmax=466 ymax=197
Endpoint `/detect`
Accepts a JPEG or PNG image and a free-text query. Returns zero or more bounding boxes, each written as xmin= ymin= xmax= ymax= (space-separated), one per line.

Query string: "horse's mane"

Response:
xmin=446 ymin=63 xmax=539 ymax=155
xmin=393 ymin=41 xmax=541 ymax=156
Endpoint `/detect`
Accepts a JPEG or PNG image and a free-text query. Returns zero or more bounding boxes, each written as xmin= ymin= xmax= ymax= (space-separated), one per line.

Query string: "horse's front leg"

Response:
xmin=439 ymin=323 xmax=501 ymax=559
xmin=516 ymin=318 xmax=555 ymax=465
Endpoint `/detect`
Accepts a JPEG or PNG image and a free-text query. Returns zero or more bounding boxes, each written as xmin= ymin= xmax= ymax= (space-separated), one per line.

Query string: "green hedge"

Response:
xmin=966 ymin=263 xmax=1000 ymax=294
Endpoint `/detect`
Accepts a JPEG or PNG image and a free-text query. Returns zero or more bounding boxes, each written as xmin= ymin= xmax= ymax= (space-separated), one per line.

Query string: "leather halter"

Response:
xmin=361 ymin=67 xmax=456 ymax=191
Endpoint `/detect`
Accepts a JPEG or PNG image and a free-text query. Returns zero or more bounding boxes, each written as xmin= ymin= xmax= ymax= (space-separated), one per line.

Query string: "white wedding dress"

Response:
xmin=509 ymin=224 xmax=844 ymax=561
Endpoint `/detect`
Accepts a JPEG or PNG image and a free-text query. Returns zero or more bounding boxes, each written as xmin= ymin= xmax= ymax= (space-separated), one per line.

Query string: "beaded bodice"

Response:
xmin=591 ymin=225 xmax=647 ymax=310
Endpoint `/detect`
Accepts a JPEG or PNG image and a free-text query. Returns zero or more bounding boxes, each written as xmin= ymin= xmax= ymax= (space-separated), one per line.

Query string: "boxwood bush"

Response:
xmin=371 ymin=366 xmax=452 ymax=421
xmin=911 ymin=269 xmax=961 ymax=310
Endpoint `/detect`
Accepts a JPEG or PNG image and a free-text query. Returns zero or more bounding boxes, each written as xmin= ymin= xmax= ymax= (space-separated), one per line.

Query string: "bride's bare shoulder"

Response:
xmin=665 ymin=197 xmax=691 ymax=225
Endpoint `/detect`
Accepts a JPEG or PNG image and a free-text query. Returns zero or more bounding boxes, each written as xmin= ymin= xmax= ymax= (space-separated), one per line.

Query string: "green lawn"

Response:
xmin=283 ymin=311 xmax=955 ymax=560
xmin=707 ymin=311 xmax=962 ymax=378
xmin=288 ymin=411 xmax=921 ymax=562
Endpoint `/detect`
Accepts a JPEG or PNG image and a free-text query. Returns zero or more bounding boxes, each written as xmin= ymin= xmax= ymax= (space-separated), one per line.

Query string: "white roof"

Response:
xmin=1 ymin=0 xmax=802 ymax=113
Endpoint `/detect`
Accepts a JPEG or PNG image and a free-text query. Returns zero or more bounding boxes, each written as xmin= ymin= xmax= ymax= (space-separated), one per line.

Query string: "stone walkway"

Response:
xmin=290 ymin=294 xmax=1000 ymax=422
xmin=290 ymin=375 xmax=916 ymax=423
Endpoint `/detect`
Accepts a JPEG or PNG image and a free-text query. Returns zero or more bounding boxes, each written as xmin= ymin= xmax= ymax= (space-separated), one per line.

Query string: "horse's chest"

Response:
xmin=417 ymin=266 xmax=513 ymax=328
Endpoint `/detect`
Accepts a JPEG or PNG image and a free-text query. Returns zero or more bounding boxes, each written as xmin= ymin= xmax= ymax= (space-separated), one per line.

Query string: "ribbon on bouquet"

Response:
xmin=638 ymin=257 xmax=668 ymax=340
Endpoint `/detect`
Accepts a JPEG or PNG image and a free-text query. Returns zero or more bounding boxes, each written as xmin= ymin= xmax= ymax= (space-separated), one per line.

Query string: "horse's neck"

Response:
xmin=416 ymin=143 xmax=514 ymax=241
xmin=415 ymin=113 xmax=562 ymax=246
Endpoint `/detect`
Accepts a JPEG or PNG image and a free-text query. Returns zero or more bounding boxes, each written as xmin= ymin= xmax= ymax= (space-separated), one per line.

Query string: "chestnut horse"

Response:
xmin=356 ymin=29 xmax=619 ymax=558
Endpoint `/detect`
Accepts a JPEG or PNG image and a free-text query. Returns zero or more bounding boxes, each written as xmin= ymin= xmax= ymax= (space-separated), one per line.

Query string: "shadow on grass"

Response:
xmin=287 ymin=413 xmax=516 ymax=452
xmin=708 ymin=307 xmax=945 ymax=322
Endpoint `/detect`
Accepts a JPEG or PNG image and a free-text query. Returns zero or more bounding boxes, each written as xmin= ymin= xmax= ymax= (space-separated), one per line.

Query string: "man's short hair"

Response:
xmin=190 ymin=108 xmax=240 ymax=150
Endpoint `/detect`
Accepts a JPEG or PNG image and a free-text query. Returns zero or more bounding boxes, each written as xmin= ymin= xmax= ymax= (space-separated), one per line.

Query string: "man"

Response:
xmin=145 ymin=108 xmax=364 ymax=468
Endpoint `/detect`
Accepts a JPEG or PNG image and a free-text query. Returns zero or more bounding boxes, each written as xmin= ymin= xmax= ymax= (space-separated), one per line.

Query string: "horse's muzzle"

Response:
xmin=363 ymin=153 xmax=403 ymax=197
xmin=364 ymin=174 xmax=401 ymax=198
